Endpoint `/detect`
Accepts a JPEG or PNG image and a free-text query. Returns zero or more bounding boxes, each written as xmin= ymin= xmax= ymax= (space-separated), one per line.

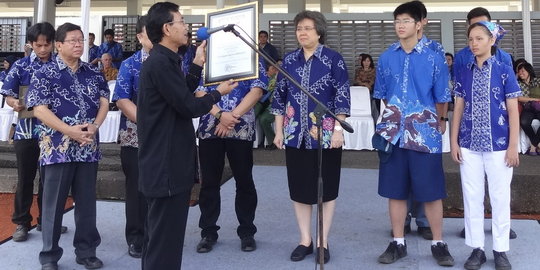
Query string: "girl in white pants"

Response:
xmin=451 ymin=21 xmax=521 ymax=270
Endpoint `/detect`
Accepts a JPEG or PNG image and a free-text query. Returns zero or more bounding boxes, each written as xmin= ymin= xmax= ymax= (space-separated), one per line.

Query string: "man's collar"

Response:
xmin=393 ymin=37 xmax=425 ymax=54
xmin=153 ymin=43 xmax=180 ymax=62
xmin=56 ymin=55 xmax=84 ymax=71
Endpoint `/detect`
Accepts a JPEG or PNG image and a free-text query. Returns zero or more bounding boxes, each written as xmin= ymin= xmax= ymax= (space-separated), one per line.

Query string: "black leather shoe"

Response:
xmin=431 ymin=242 xmax=455 ymax=266
xmin=128 ymin=244 xmax=142 ymax=258
xmin=12 ymin=225 xmax=29 ymax=242
xmin=417 ymin=226 xmax=433 ymax=240
xmin=378 ymin=241 xmax=407 ymax=264
xmin=196 ymin=236 xmax=217 ymax=253
xmin=493 ymin=251 xmax=512 ymax=270
xmin=41 ymin=262 xmax=58 ymax=270
xmin=315 ymin=246 xmax=330 ymax=264
xmin=290 ymin=241 xmax=313 ymax=261
xmin=36 ymin=224 xmax=68 ymax=234
xmin=76 ymin=256 xmax=103 ymax=269
xmin=464 ymin=248 xmax=486 ymax=270
xmin=241 ymin=236 xmax=256 ymax=252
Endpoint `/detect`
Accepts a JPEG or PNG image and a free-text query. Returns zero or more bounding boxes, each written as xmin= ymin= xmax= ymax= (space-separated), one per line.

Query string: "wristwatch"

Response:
xmin=215 ymin=110 xmax=223 ymax=120
xmin=334 ymin=126 xmax=343 ymax=132
xmin=440 ymin=116 xmax=449 ymax=121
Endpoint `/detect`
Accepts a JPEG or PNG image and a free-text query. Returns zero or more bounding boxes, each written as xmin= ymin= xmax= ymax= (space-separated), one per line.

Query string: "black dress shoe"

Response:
xmin=493 ymin=251 xmax=512 ymax=270
xmin=464 ymin=248 xmax=486 ymax=270
xmin=76 ymin=256 xmax=103 ymax=269
xmin=128 ymin=243 xmax=142 ymax=258
xmin=315 ymin=246 xmax=330 ymax=264
xmin=417 ymin=226 xmax=433 ymax=240
xmin=42 ymin=262 xmax=58 ymax=270
xmin=241 ymin=236 xmax=257 ymax=252
xmin=196 ymin=236 xmax=217 ymax=253
xmin=290 ymin=241 xmax=313 ymax=261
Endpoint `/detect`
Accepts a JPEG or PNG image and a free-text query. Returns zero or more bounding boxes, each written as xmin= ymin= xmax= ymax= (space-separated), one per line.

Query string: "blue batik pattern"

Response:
xmin=26 ymin=56 xmax=109 ymax=165
xmin=0 ymin=52 xmax=54 ymax=140
xmin=454 ymin=56 xmax=522 ymax=152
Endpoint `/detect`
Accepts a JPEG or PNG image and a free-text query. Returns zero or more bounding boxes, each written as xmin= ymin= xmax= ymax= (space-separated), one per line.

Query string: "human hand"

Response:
xmin=216 ymin=79 xmax=238 ymax=96
xmin=193 ymin=40 xmax=206 ymax=66
xmin=214 ymin=122 xmax=232 ymax=137
xmin=66 ymin=124 xmax=93 ymax=146
xmin=9 ymin=99 xmax=25 ymax=112
xmin=330 ymin=129 xmax=344 ymax=148
xmin=273 ymin=132 xmax=284 ymax=149
xmin=505 ymin=146 xmax=519 ymax=168
xmin=450 ymin=142 xmax=462 ymax=164
xmin=439 ymin=120 xmax=447 ymax=134
xmin=219 ymin=111 xmax=240 ymax=128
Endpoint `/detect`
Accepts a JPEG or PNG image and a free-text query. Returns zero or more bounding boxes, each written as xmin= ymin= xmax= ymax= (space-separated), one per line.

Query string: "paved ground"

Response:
xmin=1 ymin=166 xmax=539 ymax=270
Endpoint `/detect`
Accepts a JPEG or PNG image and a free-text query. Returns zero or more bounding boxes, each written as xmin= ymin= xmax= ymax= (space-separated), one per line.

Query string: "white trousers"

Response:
xmin=459 ymin=148 xmax=512 ymax=252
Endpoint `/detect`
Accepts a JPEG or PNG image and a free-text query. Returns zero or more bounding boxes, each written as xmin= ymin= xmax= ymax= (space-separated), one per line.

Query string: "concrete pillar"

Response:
xmin=217 ymin=0 xmax=225 ymax=9
xmin=82 ymin=0 xmax=91 ymax=62
xmin=34 ymin=0 xmax=56 ymax=26
xmin=320 ymin=0 xmax=332 ymax=13
xmin=522 ymin=0 xmax=533 ymax=64
xmin=533 ymin=0 xmax=540 ymax=11
xmin=127 ymin=0 xmax=143 ymax=16
xmin=288 ymin=0 xmax=306 ymax=13
xmin=258 ymin=0 xmax=263 ymax=14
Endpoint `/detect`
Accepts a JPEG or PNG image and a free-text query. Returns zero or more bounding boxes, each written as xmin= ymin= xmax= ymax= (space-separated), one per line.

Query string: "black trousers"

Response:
xmin=142 ymin=190 xmax=190 ymax=270
xmin=198 ymin=139 xmax=257 ymax=239
xmin=520 ymin=108 xmax=540 ymax=146
xmin=12 ymin=138 xmax=42 ymax=227
xmin=39 ymin=162 xmax=101 ymax=265
xmin=120 ymin=146 xmax=147 ymax=248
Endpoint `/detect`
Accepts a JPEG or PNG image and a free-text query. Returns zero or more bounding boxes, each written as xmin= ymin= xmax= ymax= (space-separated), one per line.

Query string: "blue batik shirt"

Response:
xmin=88 ymin=44 xmax=100 ymax=66
xmin=454 ymin=56 xmax=521 ymax=152
xmin=26 ymin=56 xmax=109 ymax=166
xmin=374 ymin=38 xmax=450 ymax=153
xmin=112 ymin=49 xmax=149 ymax=148
xmin=197 ymin=59 xmax=268 ymax=142
xmin=270 ymin=44 xmax=351 ymax=150
xmin=99 ymin=41 xmax=123 ymax=69
xmin=179 ymin=44 xmax=196 ymax=76
xmin=0 ymin=52 xmax=54 ymax=140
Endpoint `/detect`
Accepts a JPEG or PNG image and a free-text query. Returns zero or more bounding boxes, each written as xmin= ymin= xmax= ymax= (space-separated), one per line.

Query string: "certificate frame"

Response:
xmin=203 ymin=2 xmax=258 ymax=86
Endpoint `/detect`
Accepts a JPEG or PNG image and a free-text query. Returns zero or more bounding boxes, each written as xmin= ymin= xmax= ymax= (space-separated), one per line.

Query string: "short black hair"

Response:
xmin=259 ymin=30 xmax=268 ymax=36
xmin=89 ymin=32 xmax=95 ymax=38
xmin=445 ymin=52 xmax=453 ymax=59
xmin=513 ymin=58 xmax=528 ymax=73
xmin=146 ymin=2 xmax=178 ymax=44
xmin=27 ymin=22 xmax=55 ymax=43
xmin=411 ymin=1 xmax=427 ymax=19
xmin=518 ymin=62 xmax=536 ymax=81
xmin=103 ymin=29 xmax=115 ymax=37
xmin=467 ymin=7 xmax=491 ymax=24
xmin=393 ymin=2 xmax=422 ymax=22
xmin=293 ymin=10 xmax=327 ymax=44
xmin=55 ymin=23 xmax=83 ymax=43
xmin=136 ymin=15 xmax=147 ymax=34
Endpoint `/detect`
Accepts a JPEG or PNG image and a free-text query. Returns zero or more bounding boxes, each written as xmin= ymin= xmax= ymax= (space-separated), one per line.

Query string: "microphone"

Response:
xmin=196 ymin=24 xmax=235 ymax=40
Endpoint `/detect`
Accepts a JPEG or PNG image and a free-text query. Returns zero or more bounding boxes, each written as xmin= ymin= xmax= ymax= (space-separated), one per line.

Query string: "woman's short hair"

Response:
xmin=55 ymin=23 xmax=82 ymax=43
xmin=293 ymin=10 xmax=327 ymax=45
xmin=359 ymin=53 xmax=374 ymax=69
xmin=146 ymin=2 xmax=178 ymax=44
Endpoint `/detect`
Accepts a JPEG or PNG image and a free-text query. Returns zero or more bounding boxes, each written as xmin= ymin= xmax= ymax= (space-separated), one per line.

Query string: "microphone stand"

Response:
xmin=223 ymin=27 xmax=354 ymax=269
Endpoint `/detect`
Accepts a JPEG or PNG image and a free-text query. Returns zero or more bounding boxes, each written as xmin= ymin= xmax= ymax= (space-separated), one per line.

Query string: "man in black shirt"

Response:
xmin=258 ymin=30 xmax=279 ymax=62
xmin=137 ymin=2 xmax=237 ymax=269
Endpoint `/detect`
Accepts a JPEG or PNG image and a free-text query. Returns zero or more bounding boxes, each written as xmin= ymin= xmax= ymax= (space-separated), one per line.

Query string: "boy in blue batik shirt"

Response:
xmin=375 ymin=2 xmax=454 ymax=267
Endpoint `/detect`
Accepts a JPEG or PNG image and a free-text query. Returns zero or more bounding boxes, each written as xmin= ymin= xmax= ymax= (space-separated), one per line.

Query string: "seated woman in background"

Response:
xmin=517 ymin=62 xmax=540 ymax=155
xmin=353 ymin=53 xmax=378 ymax=113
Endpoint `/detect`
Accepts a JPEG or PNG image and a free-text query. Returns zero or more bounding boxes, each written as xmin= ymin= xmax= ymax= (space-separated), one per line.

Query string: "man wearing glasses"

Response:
xmin=27 ymin=23 xmax=109 ymax=270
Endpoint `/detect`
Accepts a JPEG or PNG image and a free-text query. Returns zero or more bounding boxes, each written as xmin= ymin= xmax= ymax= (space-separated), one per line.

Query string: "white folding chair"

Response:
xmin=343 ymin=86 xmax=375 ymax=150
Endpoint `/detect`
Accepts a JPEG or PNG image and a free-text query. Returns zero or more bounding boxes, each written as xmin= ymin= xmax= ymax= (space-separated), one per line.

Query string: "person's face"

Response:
xmin=137 ymin=26 xmax=153 ymax=52
xmin=296 ymin=19 xmax=319 ymax=50
xmin=445 ymin=55 xmax=453 ymax=66
xmin=105 ymin=34 xmax=114 ymax=43
xmin=469 ymin=15 xmax=490 ymax=26
xmin=518 ymin=67 xmax=530 ymax=81
xmin=468 ymin=26 xmax=495 ymax=59
xmin=102 ymin=55 xmax=112 ymax=67
xmin=31 ymin=34 xmax=53 ymax=62
xmin=3 ymin=60 xmax=9 ymax=70
xmin=259 ymin=33 xmax=268 ymax=45
xmin=88 ymin=35 xmax=95 ymax=45
xmin=56 ymin=30 xmax=84 ymax=61
xmin=362 ymin=57 xmax=371 ymax=69
xmin=394 ymin=14 xmax=421 ymax=40
xmin=165 ymin=12 xmax=188 ymax=47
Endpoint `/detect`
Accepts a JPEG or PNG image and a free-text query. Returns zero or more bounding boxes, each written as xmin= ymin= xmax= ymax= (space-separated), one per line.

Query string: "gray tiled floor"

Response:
xmin=1 ymin=166 xmax=539 ymax=270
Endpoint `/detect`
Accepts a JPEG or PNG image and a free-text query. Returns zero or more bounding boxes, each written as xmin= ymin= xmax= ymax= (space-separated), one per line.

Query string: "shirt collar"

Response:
xmin=296 ymin=43 xmax=324 ymax=61
xmin=30 ymin=51 xmax=54 ymax=64
xmin=152 ymin=43 xmax=181 ymax=62
xmin=141 ymin=49 xmax=150 ymax=62
xmin=393 ymin=38 xmax=425 ymax=54
xmin=471 ymin=55 xmax=496 ymax=70
xmin=56 ymin=55 xmax=85 ymax=71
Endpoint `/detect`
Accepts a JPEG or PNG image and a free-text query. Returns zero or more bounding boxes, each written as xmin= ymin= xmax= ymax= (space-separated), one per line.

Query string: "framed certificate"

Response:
xmin=203 ymin=2 xmax=258 ymax=85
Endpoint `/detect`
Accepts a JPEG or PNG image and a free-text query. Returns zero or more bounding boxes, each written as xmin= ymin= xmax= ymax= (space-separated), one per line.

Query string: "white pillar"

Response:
xmin=288 ymin=0 xmax=306 ymax=13
xmin=522 ymin=0 xmax=533 ymax=64
xmin=35 ymin=0 xmax=56 ymax=25
xmin=320 ymin=0 xmax=332 ymax=13
xmin=127 ymin=0 xmax=142 ymax=16
xmin=81 ymin=0 xmax=91 ymax=62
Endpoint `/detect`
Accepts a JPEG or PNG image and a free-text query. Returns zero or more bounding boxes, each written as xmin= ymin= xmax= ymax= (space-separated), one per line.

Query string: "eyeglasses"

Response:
xmin=168 ymin=19 xmax=185 ymax=26
xmin=393 ymin=19 xmax=416 ymax=25
xmin=296 ymin=26 xmax=315 ymax=32
xmin=63 ymin=39 xmax=86 ymax=45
